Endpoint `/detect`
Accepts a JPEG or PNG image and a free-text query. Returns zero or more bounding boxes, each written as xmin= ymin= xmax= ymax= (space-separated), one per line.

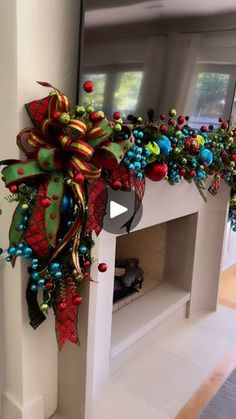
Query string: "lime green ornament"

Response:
xmin=174 ymin=147 xmax=180 ymax=154
xmin=197 ymin=135 xmax=205 ymax=147
xmin=146 ymin=142 xmax=160 ymax=163
xmin=98 ymin=111 xmax=105 ymax=118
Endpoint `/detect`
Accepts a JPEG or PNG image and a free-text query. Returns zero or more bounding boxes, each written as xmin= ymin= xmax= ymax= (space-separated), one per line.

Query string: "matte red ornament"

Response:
xmin=72 ymin=296 xmax=83 ymax=306
xmin=145 ymin=162 xmax=168 ymax=181
xmin=74 ymin=173 xmax=85 ymax=184
xmin=40 ymin=197 xmax=52 ymax=208
xmin=160 ymin=113 xmax=166 ymax=121
xmin=160 ymin=124 xmax=168 ymax=134
xmin=201 ymin=126 xmax=207 ymax=132
xmin=98 ymin=263 xmax=108 ymax=273
xmin=58 ymin=302 xmax=67 ymax=311
xmin=177 ymin=115 xmax=185 ymax=125
xmin=83 ymin=80 xmax=94 ymax=93
xmin=9 ymin=185 xmax=18 ymax=193
xmin=111 ymin=180 xmax=122 ymax=190
xmin=113 ymin=111 xmax=121 ymax=120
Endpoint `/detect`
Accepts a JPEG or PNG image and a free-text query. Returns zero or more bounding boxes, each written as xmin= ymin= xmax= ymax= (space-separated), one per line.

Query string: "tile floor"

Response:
xmin=93 ymin=305 xmax=236 ymax=419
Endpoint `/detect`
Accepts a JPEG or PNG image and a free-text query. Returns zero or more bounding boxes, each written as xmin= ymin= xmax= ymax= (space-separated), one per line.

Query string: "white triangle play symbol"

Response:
xmin=110 ymin=200 xmax=128 ymax=219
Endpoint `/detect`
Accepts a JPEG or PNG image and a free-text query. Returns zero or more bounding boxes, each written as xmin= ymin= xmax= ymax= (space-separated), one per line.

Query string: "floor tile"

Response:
xmin=191 ymin=306 xmax=236 ymax=342
xmin=93 ymin=381 xmax=172 ymax=419
xmin=156 ymin=321 xmax=233 ymax=372
xmin=116 ymin=349 xmax=207 ymax=417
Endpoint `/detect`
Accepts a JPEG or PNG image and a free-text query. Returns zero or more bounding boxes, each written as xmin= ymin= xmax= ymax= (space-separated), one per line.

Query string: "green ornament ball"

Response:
xmin=76 ymin=105 xmax=85 ymax=115
xmin=86 ymin=105 xmax=94 ymax=114
xmin=114 ymin=123 xmax=122 ymax=132
xmin=59 ymin=112 xmax=70 ymax=124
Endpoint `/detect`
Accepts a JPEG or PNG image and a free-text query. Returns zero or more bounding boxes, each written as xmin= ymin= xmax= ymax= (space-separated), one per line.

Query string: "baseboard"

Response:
xmin=2 ymin=392 xmax=44 ymax=419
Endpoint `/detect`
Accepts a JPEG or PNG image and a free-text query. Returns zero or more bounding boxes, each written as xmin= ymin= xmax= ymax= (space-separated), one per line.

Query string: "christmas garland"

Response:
xmin=1 ymin=80 xmax=236 ymax=348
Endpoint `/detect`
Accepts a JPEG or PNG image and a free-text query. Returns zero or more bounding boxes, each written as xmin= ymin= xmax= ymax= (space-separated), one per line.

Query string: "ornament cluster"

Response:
xmin=1 ymin=79 xmax=236 ymax=348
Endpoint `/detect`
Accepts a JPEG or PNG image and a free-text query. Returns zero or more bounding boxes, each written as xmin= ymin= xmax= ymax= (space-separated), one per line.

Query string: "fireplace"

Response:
xmin=84 ymin=180 xmax=229 ymax=403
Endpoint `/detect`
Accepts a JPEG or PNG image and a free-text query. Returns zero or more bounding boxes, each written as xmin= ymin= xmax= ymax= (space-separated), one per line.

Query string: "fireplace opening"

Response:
xmin=113 ymin=258 xmax=144 ymax=304
xmin=111 ymin=213 xmax=198 ymax=358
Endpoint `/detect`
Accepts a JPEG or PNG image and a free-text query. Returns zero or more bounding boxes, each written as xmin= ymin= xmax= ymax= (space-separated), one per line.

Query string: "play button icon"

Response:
xmin=110 ymin=201 xmax=128 ymax=219
xmin=102 ymin=187 xmax=143 ymax=235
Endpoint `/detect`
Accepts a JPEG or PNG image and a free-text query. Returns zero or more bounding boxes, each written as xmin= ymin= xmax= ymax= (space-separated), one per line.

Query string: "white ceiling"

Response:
xmin=85 ymin=0 xmax=236 ymax=28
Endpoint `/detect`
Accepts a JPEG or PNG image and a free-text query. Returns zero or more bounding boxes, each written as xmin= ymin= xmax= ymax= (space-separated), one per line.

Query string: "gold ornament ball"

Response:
xmin=21 ymin=203 xmax=29 ymax=211
xmin=182 ymin=158 xmax=187 ymax=165
xmin=169 ymin=109 xmax=177 ymax=117
xmin=40 ymin=303 xmax=49 ymax=313
xmin=174 ymin=147 xmax=180 ymax=154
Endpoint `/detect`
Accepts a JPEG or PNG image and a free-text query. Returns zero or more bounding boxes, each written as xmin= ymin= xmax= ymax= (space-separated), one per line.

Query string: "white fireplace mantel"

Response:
xmin=73 ymin=178 xmax=230 ymax=417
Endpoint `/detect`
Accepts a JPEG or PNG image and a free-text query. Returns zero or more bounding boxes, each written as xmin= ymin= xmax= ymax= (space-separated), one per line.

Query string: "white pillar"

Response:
xmin=0 ymin=1 xmax=81 ymax=418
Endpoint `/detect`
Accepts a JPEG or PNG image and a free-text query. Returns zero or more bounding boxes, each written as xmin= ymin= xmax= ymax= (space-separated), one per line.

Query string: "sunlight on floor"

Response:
xmin=220 ymin=264 xmax=236 ymax=309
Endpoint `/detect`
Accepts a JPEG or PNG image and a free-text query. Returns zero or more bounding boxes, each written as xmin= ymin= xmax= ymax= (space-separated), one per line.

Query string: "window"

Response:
xmin=83 ymin=66 xmax=143 ymax=120
xmin=186 ymin=64 xmax=236 ymax=129
xmin=82 ymin=73 xmax=106 ymax=110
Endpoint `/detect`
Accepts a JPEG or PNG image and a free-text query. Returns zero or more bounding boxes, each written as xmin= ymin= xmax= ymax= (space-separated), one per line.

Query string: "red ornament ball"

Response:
xmin=160 ymin=113 xmax=166 ymax=121
xmin=83 ymin=80 xmax=94 ymax=93
xmin=73 ymin=296 xmax=83 ymax=306
xmin=160 ymin=124 xmax=168 ymax=134
xmin=74 ymin=173 xmax=85 ymax=184
xmin=113 ymin=111 xmax=121 ymax=120
xmin=40 ymin=197 xmax=52 ymax=208
xmin=189 ymin=170 xmax=197 ymax=178
xmin=221 ymin=122 xmax=228 ymax=130
xmin=52 ymin=111 xmax=61 ymax=120
xmin=168 ymin=118 xmax=176 ymax=126
xmin=145 ymin=162 xmax=168 ymax=181
xmin=111 ymin=180 xmax=122 ymax=190
xmin=201 ymin=126 xmax=207 ymax=132
xmin=45 ymin=281 xmax=54 ymax=290
xmin=179 ymin=168 xmax=187 ymax=176
xmin=98 ymin=263 xmax=108 ymax=273
xmin=177 ymin=115 xmax=185 ymax=125
xmin=83 ymin=260 xmax=90 ymax=269
xmin=231 ymin=154 xmax=236 ymax=162
xmin=9 ymin=185 xmax=18 ymax=193
xmin=89 ymin=111 xmax=100 ymax=122
xmin=58 ymin=302 xmax=67 ymax=311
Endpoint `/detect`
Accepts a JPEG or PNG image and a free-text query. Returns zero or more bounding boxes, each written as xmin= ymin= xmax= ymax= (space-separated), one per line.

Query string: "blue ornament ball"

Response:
xmin=199 ymin=149 xmax=213 ymax=166
xmin=79 ymin=245 xmax=87 ymax=255
xmin=157 ymin=136 xmax=171 ymax=155
xmin=31 ymin=284 xmax=38 ymax=292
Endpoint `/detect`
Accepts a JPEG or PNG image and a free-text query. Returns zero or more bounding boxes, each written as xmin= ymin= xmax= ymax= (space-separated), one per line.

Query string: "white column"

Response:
xmin=0 ymin=1 xmax=80 ymax=418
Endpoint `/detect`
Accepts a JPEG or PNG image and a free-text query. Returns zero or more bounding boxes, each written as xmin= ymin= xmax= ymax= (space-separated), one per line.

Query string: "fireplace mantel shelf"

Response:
xmin=111 ymin=282 xmax=190 ymax=359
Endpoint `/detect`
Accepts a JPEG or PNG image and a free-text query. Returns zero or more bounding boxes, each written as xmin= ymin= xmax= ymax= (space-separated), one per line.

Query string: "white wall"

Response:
xmin=0 ymin=1 xmax=81 ymax=418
